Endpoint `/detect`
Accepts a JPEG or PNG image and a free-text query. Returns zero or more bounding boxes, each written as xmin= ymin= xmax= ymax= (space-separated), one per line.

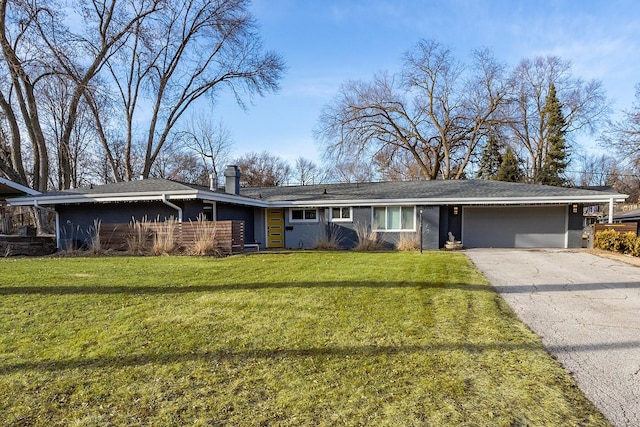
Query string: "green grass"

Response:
xmin=0 ymin=252 xmax=609 ymax=426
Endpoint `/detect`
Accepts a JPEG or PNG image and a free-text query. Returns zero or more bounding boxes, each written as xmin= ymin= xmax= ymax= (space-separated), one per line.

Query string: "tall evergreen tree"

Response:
xmin=496 ymin=147 xmax=524 ymax=182
xmin=476 ymin=132 xmax=504 ymax=180
xmin=539 ymin=83 xmax=569 ymax=186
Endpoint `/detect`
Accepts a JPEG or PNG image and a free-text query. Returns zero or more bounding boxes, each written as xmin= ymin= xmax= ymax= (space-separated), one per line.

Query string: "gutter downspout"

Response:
xmin=34 ymin=200 xmax=61 ymax=250
xmin=161 ymin=194 xmax=183 ymax=223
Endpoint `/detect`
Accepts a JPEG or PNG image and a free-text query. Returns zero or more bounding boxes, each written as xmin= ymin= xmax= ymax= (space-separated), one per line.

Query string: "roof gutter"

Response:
xmin=6 ymin=189 xmax=270 ymax=208
xmin=161 ymin=194 xmax=182 ymax=223
xmin=266 ymin=194 xmax=629 ymax=208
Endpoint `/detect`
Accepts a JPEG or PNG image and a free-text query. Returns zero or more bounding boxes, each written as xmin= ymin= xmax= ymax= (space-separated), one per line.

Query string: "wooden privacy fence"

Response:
xmin=594 ymin=222 xmax=638 ymax=236
xmin=98 ymin=220 xmax=245 ymax=255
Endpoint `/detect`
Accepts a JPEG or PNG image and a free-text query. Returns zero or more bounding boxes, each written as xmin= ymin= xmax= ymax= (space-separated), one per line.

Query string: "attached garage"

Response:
xmin=462 ymin=205 xmax=567 ymax=248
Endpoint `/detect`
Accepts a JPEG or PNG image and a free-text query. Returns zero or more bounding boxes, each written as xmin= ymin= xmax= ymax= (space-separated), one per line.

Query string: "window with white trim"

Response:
xmin=373 ymin=206 xmax=415 ymax=231
xmin=290 ymin=208 xmax=318 ymax=222
xmin=330 ymin=207 xmax=352 ymax=222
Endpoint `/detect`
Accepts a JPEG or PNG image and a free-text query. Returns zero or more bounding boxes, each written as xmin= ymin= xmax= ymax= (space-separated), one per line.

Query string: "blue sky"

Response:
xmin=216 ymin=0 xmax=640 ymax=165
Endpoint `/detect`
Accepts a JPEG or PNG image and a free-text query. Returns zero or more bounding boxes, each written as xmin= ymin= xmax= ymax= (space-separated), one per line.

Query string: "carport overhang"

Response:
xmin=0 ymin=177 xmax=40 ymax=200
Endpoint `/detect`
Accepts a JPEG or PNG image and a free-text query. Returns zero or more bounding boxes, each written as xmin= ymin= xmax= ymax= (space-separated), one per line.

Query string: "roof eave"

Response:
xmin=7 ymin=189 xmax=268 ymax=207
xmin=266 ymin=194 xmax=628 ymax=207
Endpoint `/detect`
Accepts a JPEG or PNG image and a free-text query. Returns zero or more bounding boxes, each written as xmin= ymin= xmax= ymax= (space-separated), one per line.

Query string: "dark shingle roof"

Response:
xmin=38 ymin=179 xmax=207 ymax=197
xmin=240 ymin=180 xmax=622 ymax=203
xmin=8 ymin=177 xmax=626 ymax=207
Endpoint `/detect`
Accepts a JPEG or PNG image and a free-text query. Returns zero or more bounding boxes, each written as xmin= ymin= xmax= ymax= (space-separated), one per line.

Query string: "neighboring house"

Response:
xmin=601 ymin=207 xmax=640 ymax=235
xmin=7 ymin=166 xmax=628 ymax=250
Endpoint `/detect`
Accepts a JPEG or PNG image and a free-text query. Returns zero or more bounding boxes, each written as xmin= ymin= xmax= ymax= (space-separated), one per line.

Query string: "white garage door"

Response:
xmin=462 ymin=206 xmax=567 ymax=248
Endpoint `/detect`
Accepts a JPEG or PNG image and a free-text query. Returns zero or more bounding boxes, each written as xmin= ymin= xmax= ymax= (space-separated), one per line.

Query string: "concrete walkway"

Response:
xmin=466 ymin=249 xmax=640 ymax=427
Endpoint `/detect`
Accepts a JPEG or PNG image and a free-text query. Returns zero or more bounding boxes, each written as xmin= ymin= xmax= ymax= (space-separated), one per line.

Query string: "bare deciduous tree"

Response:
xmin=0 ymin=0 xmax=283 ymax=191
xmin=151 ymin=144 xmax=209 ymax=185
xmin=505 ymin=56 xmax=609 ymax=183
xmin=180 ymin=115 xmax=234 ymax=186
xmin=601 ymin=84 xmax=640 ymax=168
xmin=293 ymin=157 xmax=321 ymax=185
xmin=316 ymin=39 xmax=509 ymax=180
xmin=325 ymin=160 xmax=375 ymax=183
xmin=103 ymin=0 xmax=285 ymax=180
xmin=235 ymin=151 xmax=290 ymax=187
xmin=572 ymin=152 xmax=617 ymax=187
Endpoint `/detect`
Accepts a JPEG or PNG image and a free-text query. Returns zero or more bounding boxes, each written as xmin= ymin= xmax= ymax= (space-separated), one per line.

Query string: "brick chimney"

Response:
xmin=224 ymin=165 xmax=241 ymax=195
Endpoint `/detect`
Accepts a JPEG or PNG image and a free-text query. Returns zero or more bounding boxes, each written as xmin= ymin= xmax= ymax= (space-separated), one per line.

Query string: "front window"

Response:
xmin=373 ymin=206 xmax=415 ymax=231
xmin=290 ymin=208 xmax=318 ymax=222
xmin=330 ymin=207 xmax=352 ymax=222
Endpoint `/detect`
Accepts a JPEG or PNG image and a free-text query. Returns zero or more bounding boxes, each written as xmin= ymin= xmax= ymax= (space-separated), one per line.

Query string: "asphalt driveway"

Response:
xmin=466 ymin=249 xmax=640 ymax=427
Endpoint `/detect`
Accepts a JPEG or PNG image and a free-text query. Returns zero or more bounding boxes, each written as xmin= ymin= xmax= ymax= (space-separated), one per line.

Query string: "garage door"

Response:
xmin=462 ymin=206 xmax=567 ymax=248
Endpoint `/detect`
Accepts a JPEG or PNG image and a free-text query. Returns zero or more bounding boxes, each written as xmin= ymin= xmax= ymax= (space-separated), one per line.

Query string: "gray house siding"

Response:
xmin=57 ymin=199 xmax=248 ymax=247
xmin=58 ymin=201 xmax=178 ymax=247
xmin=324 ymin=206 xmax=371 ymax=250
xmin=283 ymin=208 xmax=327 ymax=249
xmin=217 ymin=203 xmax=255 ymax=244
xmin=567 ymin=203 xmax=584 ymax=248
xmin=277 ymin=205 xmax=440 ymax=250
xmin=253 ymin=208 xmax=266 ymax=245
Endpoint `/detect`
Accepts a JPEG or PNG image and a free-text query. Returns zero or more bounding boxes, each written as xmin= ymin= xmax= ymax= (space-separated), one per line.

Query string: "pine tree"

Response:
xmin=539 ymin=83 xmax=568 ymax=186
xmin=496 ymin=147 xmax=524 ymax=182
xmin=476 ymin=132 xmax=503 ymax=180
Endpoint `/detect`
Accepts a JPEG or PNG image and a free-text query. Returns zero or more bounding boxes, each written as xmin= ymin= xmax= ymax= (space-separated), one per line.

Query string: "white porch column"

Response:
xmin=608 ymin=197 xmax=614 ymax=224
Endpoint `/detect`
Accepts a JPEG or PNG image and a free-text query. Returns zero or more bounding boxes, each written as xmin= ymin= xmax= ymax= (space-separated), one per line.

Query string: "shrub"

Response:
xmin=594 ymin=229 xmax=619 ymax=252
xmin=594 ymin=229 xmax=640 ymax=257
xmin=621 ymin=232 xmax=637 ymax=255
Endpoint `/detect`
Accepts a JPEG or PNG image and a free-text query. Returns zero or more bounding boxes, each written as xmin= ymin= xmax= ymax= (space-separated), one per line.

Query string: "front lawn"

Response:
xmin=0 ymin=252 xmax=609 ymax=426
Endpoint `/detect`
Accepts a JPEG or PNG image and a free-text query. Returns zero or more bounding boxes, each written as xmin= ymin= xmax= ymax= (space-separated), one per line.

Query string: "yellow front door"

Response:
xmin=266 ymin=209 xmax=284 ymax=248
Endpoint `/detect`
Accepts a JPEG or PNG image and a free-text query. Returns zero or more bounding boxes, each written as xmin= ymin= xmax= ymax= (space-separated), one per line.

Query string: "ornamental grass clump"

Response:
xmin=189 ymin=216 xmax=221 ymax=256
xmin=87 ymin=219 xmax=103 ymax=254
xmin=313 ymin=224 xmax=343 ymax=250
xmin=151 ymin=217 xmax=178 ymax=255
xmin=353 ymin=222 xmax=384 ymax=251
xmin=127 ymin=217 xmax=152 ymax=255
xmin=396 ymin=232 xmax=420 ymax=251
